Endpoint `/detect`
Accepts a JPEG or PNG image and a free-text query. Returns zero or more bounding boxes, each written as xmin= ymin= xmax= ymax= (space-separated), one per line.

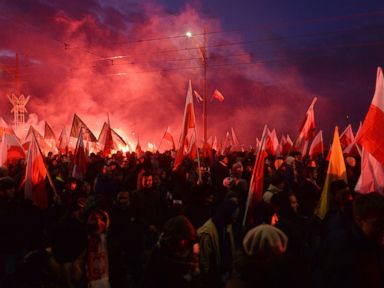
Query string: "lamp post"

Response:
xmin=186 ymin=29 xmax=208 ymax=147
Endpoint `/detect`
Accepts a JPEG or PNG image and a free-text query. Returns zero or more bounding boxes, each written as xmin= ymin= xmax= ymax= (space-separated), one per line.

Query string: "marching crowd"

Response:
xmin=0 ymin=148 xmax=383 ymax=288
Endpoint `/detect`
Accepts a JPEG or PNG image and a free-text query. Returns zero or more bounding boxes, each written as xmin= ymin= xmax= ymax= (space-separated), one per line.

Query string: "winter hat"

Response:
xmin=243 ymin=224 xmax=288 ymax=256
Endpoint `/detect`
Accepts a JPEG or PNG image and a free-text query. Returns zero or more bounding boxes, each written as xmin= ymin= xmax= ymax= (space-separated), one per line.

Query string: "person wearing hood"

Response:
xmin=197 ymin=197 xmax=239 ymax=287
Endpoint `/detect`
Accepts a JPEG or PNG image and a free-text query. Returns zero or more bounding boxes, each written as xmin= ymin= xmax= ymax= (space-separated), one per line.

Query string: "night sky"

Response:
xmin=0 ymin=0 xmax=383 ymax=147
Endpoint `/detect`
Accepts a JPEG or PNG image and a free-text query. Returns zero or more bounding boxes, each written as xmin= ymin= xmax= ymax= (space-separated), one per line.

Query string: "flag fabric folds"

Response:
xmin=309 ymin=130 xmax=324 ymax=159
xmin=173 ymin=80 xmax=198 ymax=170
xmin=356 ymin=67 xmax=384 ymax=165
xmin=0 ymin=132 xmax=25 ymax=166
xmin=69 ymin=114 xmax=97 ymax=142
xmin=355 ymin=148 xmax=384 ymax=194
xmin=72 ymin=130 xmax=87 ymax=180
xmin=316 ymin=127 xmax=347 ymax=220
xmin=23 ymin=132 xmax=49 ymax=209
xmin=243 ymin=126 xmax=268 ymax=225
xmin=294 ymin=97 xmax=317 ymax=154
xmin=44 ymin=121 xmax=56 ymax=140
xmin=339 ymin=124 xmax=354 ymax=150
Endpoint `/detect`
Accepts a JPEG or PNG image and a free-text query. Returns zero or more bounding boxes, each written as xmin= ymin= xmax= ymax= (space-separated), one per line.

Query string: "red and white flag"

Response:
xmin=44 ymin=121 xmax=56 ymax=141
xmin=212 ymin=89 xmax=224 ymax=102
xmin=0 ymin=117 xmax=14 ymax=139
xmin=173 ymin=80 xmax=197 ymax=170
xmin=0 ymin=133 xmax=25 ymax=166
xmin=265 ymin=128 xmax=279 ymax=156
xmin=356 ymin=67 xmax=384 ymax=165
xmin=57 ymin=128 xmax=68 ymax=154
xmin=309 ymin=130 xmax=324 ymax=159
xmin=355 ymin=148 xmax=384 ymax=194
xmin=339 ymin=124 xmax=354 ymax=150
xmin=72 ymin=130 xmax=87 ymax=180
xmin=344 ymin=122 xmax=362 ymax=156
xmin=243 ymin=126 xmax=268 ymax=225
xmin=231 ymin=127 xmax=240 ymax=147
xmin=294 ymin=97 xmax=317 ymax=154
xmin=161 ymin=127 xmax=175 ymax=150
xmin=70 ymin=114 xmax=97 ymax=142
xmin=23 ymin=132 xmax=49 ymax=209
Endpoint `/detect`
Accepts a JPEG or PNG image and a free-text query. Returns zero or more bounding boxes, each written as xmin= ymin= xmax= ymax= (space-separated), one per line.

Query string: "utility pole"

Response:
xmin=201 ymin=28 xmax=208 ymax=147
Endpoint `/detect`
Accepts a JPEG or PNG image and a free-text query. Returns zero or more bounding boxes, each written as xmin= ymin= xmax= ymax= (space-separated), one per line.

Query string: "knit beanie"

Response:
xmin=243 ymin=224 xmax=288 ymax=257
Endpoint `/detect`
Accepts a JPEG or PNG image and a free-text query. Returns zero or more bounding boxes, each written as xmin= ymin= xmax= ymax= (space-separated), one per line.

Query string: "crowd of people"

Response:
xmin=0 ymin=147 xmax=383 ymax=288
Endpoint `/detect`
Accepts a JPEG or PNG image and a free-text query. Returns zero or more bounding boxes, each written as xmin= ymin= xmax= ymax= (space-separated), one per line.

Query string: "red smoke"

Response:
xmin=0 ymin=0 xmax=332 ymax=148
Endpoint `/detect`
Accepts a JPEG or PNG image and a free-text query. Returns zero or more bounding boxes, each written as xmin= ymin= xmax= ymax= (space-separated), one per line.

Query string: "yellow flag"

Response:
xmin=316 ymin=126 xmax=347 ymax=219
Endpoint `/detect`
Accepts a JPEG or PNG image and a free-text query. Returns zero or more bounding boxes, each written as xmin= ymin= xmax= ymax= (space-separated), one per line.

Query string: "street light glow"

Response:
xmin=186 ymin=31 xmax=192 ymax=38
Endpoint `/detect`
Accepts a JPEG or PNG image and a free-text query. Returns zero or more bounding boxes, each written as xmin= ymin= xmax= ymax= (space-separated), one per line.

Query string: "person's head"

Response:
xmin=51 ymin=221 xmax=88 ymax=264
xmin=116 ymin=190 xmax=130 ymax=208
xmin=353 ymin=193 xmax=384 ymax=246
xmin=231 ymin=161 xmax=244 ymax=178
xmin=160 ymin=215 xmax=197 ymax=254
xmin=141 ymin=172 xmax=153 ymax=189
xmin=330 ymin=180 xmax=351 ymax=209
xmin=273 ymin=191 xmax=299 ymax=216
xmin=345 ymin=156 xmax=356 ymax=168
xmin=243 ymin=224 xmax=288 ymax=258
xmin=0 ymin=176 xmax=16 ymax=199
xmin=270 ymin=172 xmax=285 ymax=190
xmin=212 ymin=197 xmax=239 ymax=226
xmin=87 ymin=209 xmax=109 ymax=235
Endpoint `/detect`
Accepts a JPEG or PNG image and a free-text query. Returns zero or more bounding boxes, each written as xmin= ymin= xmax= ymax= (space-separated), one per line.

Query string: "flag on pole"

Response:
xmin=356 ymin=67 xmax=384 ymax=165
xmin=212 ymin=89 xmax=224 ymax=102
xmin=294 ymin=97 xmax=317 ymax=154
xmin=57 ymin=128 xmax=68 ymax=154
xmin=265 ymin=128 xmax=279 ymax=156
xmin=44 ymin=121 xmax=56 ymax=140
xmin=344 ymin=122 xmax=362 ymax=156
xmin=0 ymin=132 xmax=25 ymax=166
xmin=309 ymin=130 xmax=324 ymax=159
xmin=231 ymin=127 xmax=240 ymax=147
xmin=243 ymin=126 xmax=268 ymax=225
xmin=23 ymin=132 xmax=49 ymax=209
xmin=69 ymin=114 xmax=97 ymax=142
xmin=174 ymin=80 xmax=197 ymax=170
xmin=162 ymin=127 xmax=175 ymax=150
xmin=355 ymin=148 xmax=384 ymax=194
xmin=72 ymin=129 xmax=87 ymax=180
xmin=0 ymin=117 xmax=14 ymax=138
xmin=339 ymin=124 xmax=354 ymax=150
xmin=316 ymin=127 xmax=347 ymax=220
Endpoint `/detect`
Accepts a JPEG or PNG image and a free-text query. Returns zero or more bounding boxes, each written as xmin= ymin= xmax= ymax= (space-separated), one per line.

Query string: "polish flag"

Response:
xmin=355 ymin=148 xmax=384 ymax=194
xmin=161 ymin=127 xmax=175 ymax=150
xmin=309 ymin=130 xmax=324 ymax=159
xmin=339 ymin=124 xmax=354 ymax=150
xmin=72 ymin=130 xmax=87 ymax=180
xmin=212 ymin=89 xmax=224 ymax=102
xmin=294 ymin=97 xmax=317 ymax=154
xmin=356 ymin=67 xmax=384 ymax=165
xmin=173 ymin=80 xmax=197 ymax=170
xmin=243 ymin=126 xmax=268 ymax=225
xmin=0 ymin=133 xmax=25 ymax=166
xmin=23 ymin=132 xmax=49 ymax=209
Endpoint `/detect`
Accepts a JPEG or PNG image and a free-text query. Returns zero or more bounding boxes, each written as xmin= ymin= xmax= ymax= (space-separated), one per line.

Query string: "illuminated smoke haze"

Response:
xmin=0 ymin=0 xmax=382 ymax=148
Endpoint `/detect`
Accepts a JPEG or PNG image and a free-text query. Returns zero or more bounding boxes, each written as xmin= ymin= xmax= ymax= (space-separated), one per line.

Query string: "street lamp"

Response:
xmin=186 ymin=29 xmax=208 ymax=147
